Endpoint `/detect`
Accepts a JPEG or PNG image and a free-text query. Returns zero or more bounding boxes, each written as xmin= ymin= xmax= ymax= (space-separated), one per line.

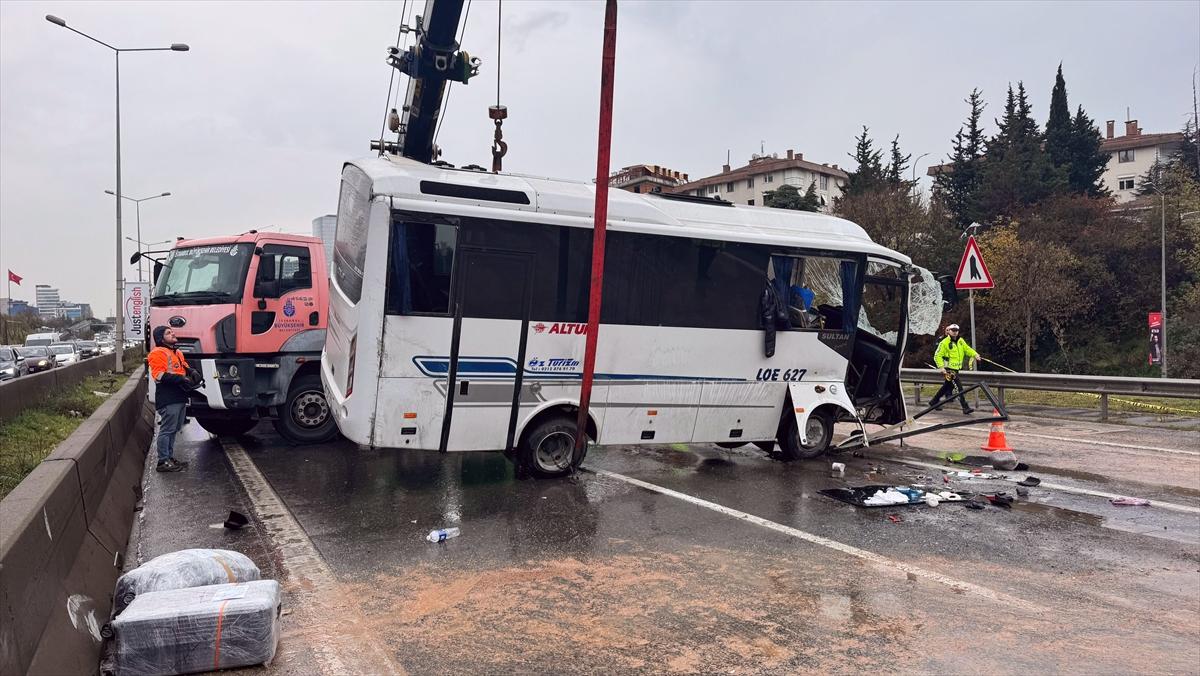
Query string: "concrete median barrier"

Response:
xmin=0 ymin=367 xmax=153 ymax=675
xmin=0 ymin=357 xmax=109 ymax=426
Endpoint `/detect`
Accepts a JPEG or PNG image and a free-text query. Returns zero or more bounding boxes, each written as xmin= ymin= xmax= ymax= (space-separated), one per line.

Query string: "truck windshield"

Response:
xmin=154 ymin=243 xmax=254 ymax=304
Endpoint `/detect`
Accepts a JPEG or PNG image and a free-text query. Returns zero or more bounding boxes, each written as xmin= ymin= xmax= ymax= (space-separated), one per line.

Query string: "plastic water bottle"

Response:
xmin=426 ymin=527 xmax=461 ymax=543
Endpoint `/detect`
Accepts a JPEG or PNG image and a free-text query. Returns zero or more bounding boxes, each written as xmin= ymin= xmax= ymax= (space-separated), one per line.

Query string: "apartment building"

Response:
xmin=1101 ymin=119 xmax=1185 ymax=202
xmin=606 ymin=164 xmax=690 ymax=194
xmin=671 ymin=150 xmax=848 ymax=211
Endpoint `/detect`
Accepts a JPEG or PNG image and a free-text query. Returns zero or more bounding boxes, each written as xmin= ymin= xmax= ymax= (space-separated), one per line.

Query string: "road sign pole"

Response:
xmin=969 ymin=288 xmax=979 ymax=405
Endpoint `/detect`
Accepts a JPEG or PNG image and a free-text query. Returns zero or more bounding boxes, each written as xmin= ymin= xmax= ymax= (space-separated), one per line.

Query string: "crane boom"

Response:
xmin=377 ymin=0 xmax=479 ymax=163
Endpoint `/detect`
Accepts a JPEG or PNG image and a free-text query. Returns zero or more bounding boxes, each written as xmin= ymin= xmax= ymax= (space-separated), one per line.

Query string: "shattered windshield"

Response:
xmin=855 ymin=262 xmax=943 ymax=346
xmin=154 ymin=243 xmax=254 ymax=304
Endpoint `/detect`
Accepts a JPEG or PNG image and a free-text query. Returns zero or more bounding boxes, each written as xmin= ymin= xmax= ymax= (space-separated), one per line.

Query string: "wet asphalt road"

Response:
xmin=128 ymin=411 xmax=1200 ymax=674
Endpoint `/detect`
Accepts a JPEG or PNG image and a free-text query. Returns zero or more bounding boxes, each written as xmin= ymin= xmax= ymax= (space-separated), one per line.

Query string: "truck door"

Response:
xmin=438 ymin=247 xmax=534 ymax=454
xmin=241 ymin=243 xmax=318 ymax=353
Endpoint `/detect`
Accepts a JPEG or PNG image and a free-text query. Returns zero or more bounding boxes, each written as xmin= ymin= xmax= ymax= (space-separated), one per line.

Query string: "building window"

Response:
xmin=709 ymin=185 xmax=719 ymax=194
xmin=1118 ymin=149 xmax=1135 ymax=163
xmin=765 ymin=173 xmax=774 ymax=183
xmin=1118 ymin=177 xmax=1135 ymax=191
xmin=695 ymin=189 xmax=704 ymax=197
xmin=726 ymin=182 xmax=734 ymax=192
xmin=747 ymin=177 xmax=755 ymax=189
xmin=747 ymin=199 xmax=755 ymax=206
xmin=819 ymin=174 xmax=829 ymax=190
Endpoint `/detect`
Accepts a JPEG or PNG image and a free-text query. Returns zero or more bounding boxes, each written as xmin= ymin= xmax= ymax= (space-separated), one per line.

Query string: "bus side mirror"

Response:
xmin=938 ymin=275 xmax=959 ymax=311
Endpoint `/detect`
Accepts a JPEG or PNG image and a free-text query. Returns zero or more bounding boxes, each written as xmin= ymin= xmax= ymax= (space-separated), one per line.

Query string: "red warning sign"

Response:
xmin=955 ymin=236 xmax=994 ymax=290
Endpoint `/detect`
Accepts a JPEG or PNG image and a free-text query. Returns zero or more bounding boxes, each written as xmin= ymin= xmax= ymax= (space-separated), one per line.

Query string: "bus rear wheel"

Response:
xmin=195 ymin=415 xmax=257 ymax=438
xmin=777 ymin=408 xmax=832 ymax=461
xmin=519 ymin=416 xmax=585 ymax=479
xmin=273 ymin=374 xmax=340 ymax=444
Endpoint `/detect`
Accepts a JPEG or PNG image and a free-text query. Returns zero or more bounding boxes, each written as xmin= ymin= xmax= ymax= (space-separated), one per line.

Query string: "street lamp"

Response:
xmin=106 ymin=190 xmax=171 ymax=282
xmin=911 ymin=152 xmax=930 ymax=199
xmin=46 ymin=15 xmax=188 ymax=372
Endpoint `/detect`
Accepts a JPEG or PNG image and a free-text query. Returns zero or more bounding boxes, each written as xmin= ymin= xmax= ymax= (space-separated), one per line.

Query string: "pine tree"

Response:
xmin=886 ymin=134 xmax=912 ymax=188
xmin=933 ymin=88 xmax=987 ymax=227
xmin=1068 ymin=105 xmax=1109 ymax=196
xmin=763 ymin=182 xmax=822 ymax=212
xmin=1045 ymin=64 xmax=1073 ymax=175
xmin=842 ymin=126 xmax=886 ymax=198
xmin=978 ymin=82 xmax=1065 ymax=218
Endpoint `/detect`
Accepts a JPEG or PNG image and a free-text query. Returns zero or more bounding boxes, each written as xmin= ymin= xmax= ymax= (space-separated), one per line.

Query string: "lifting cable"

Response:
xmin=378 ymin=0 xmax=411 ymax=154
xmin=489 ymin=0 xmax=508 ymax=172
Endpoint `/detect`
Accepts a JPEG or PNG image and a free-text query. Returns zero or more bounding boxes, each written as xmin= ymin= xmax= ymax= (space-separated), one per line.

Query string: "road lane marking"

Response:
xmin=589 ymin=468 xmax=1045 ymax=613
xmin=891 ymin=458 xmax=1200 ymax=515
xmin=919 ymin=426 xmax=1199 ymax=457
xmin=220 ymin=439 xmax=404 ymax=675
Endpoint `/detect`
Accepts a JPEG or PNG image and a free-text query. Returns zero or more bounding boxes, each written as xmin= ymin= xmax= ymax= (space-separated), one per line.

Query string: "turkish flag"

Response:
xmin=7 ymin=270 xmax=21 ymax=285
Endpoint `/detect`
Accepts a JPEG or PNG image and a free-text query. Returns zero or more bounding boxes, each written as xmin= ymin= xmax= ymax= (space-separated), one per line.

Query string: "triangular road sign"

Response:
xmin=955 ymin=236 xmax=994 ymax=289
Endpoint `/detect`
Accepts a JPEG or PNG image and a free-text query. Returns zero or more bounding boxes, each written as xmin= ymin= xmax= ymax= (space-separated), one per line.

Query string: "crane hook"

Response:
xmin=489 ymin=105 xmax=508 ymax=173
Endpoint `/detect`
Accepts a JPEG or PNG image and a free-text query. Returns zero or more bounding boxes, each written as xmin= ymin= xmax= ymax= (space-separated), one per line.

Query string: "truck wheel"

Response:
xmin=273 ymin=373 xmax=339 ymax=444
xmin=777 ymin=408 xmax=832 ymax=461
xmin=195 ymin=416 xmax=257 ymax=438
xmin=518 ymin=416 xmax=585 ymax=479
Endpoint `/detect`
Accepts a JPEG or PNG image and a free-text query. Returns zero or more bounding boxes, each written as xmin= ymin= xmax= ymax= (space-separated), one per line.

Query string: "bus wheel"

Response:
xmin=520 ymin=417 xmax=583 ymax=478
xmin=195 ymin=415 xmax=257 ymax=438
xmin=273 ymin=374 xmax=339 ymax=444
xmin=778 ymin=409 xmax=832 ymax=461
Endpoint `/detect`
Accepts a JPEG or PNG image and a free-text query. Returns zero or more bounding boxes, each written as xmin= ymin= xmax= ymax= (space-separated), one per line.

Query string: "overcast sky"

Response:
xmin=2 ymin=0 xmax=1197 ymax=317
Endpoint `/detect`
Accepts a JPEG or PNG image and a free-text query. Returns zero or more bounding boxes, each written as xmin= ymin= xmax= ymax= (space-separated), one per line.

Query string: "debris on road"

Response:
xmin=427 ymin=527 xmax=462 ymax=543
xmin=223 ymin=510 xmax=250 ymax=530
xmin=1110 ymin=497 xmax=1152 ymax=507
xmin=821 ymin=485 xmax=965 ymax=508
xmin=113 ymin=549 xmax=262 ymax=616
xmin=886 ymin=514 xmax=903 ymax=523
xmin=1016 ymin=476 xmax=1042 ymax=487
xmin=830 ymin=462 xmax=846 ymax=478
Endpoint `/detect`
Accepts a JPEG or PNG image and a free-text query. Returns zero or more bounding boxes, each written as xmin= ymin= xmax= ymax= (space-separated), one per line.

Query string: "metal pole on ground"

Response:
xmin=575 ymin=0 xmax=618 ymax=462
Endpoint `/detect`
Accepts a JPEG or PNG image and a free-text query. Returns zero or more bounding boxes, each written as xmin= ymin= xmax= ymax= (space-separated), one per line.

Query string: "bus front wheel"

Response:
xmin=519 ymin=416 xmax=585 ymax=479
xmin=778 ymin=408 xmax=832 ymax=461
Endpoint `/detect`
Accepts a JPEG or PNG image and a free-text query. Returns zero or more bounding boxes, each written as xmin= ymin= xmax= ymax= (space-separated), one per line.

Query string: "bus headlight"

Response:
xmin=228 ymin=364 xmax=239 ymax=378
xmin=231 ymin=384 xmax=242 ymax=397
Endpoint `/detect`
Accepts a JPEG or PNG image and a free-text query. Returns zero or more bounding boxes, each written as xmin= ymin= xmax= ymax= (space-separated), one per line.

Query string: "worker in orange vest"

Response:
xmin=149 ymin=326 xmax=200 ymax=472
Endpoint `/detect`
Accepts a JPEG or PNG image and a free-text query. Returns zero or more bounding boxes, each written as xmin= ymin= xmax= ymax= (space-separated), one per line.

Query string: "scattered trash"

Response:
xmin=1110 ymin=497 xmax=1151 ymax=507
xmin=925 ymin=494 xmax=940 ymax=507
xmin=1016 ymin=487 xmax=1030 ymax=498
xmin=965 ymin=499 xmax=986 ymax=510
xmin=886 ymin=514 xmax=903 ymax=523
xmin=113 ymin=549 xmax=261 ymax=616
xmin=1014 ymin=462 xmax=1030 ymax=471
xmin=943 ymin=475 xmax=951 ymax=484
xmin=92 ymin=390 xmax=113 ymax=397
xmin=224 ymin=510 xmax=250 ymax=530
xmin=830 ymin=462 xmax=846 ymax=478
xmin=949 ymin=470 xmax=1004 ymax=480
xmin=866 ymin=488 xmax=915 ymax=506
xmin=426 ymin=527 xmax=461 ymax=543
xmin=983 ymin=493 xmax=1014 ymax=509
xmin=1016 ymin=476 xmax=1042 ymax=487
xmin=111 ymin=580 xmax=281 ymax=674
xmin=821 ymin=485 xmax=965 ymax=508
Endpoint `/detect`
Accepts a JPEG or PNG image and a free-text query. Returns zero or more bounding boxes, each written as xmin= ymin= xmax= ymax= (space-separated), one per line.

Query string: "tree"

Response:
xmin=763 ymin=182 xmax=822 ymax=212
xmin=933 ymin=88 xmax=987 ymax=228
xmin=841 ymin=126 xmax=886 ymax=199
xmin=1044 ymin=64 xmax=1073 ymax=172
xmin=1067 ymin=105 xmax=1109 ymax=196
xmin=885 ymin=135 xmax=912 ymax=189
xmin=977 ymin=82 xmax=1065 ymax=219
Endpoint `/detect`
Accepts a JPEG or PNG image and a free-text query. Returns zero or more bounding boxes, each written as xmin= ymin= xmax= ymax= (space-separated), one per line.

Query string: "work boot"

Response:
xmin=156 ymin=459 xmax=185 ymax=473
xmin=962 ymin=407 xmax=974 ymax=415
xmin=169 ymin=457 xmax=190 ymax=467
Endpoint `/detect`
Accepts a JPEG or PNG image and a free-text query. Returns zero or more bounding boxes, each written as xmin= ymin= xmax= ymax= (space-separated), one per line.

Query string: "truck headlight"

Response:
xmin=228 ymin=364 xmax=239 ymax=378
xmin=231 ymin=384 xmax=242 ymax=397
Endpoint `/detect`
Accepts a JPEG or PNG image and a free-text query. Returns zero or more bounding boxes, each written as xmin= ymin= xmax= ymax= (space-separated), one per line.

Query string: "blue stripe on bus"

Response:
xmin=411 ymin=356 xmax=746 ymax=382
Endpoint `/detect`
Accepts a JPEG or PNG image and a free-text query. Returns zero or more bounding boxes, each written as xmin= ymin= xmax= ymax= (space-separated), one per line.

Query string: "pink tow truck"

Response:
xmin=140 ymin=231 xmax=339 ymax=442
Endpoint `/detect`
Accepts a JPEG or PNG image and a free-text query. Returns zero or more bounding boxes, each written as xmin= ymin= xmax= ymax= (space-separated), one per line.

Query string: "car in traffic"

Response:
xmin=48 ymin=342 xmax=79 ymax=366
xmin=16 ymin=346 xmax=55 ymax=373
xmin=98 ymin=340 xmax=115 ymax=355
xmin=24 ymin=332 xmax=60 ymax=347
xmin=76 ymin=340 xmax=99 ymax=359
xmin=0 ymin=346 xmax=29 ymax=381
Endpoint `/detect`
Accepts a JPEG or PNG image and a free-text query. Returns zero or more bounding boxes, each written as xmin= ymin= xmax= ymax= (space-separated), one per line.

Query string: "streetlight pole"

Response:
xmin=1161 ymin=190 xmax=1168 ymax=378
xmin=107 ymin=191 xmax=171 ymax=281
xmin=46 ymin=15 xmax=187 ymax=372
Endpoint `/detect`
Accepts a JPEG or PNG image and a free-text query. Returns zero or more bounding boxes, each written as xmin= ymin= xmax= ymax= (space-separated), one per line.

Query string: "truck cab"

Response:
xmin=147 ymin=232 xmax=338 ymax=443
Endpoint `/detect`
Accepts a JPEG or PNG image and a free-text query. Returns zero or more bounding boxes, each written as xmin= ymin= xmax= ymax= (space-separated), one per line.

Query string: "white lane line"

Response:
xmin=220 ymin=439 xmax=404 ymax=676
xmin=922 ymin=426 xmax=1199 ymax=457
xmin=893 ymin=458 xmax=1200 ymax=515
xmin=589 ymin=468 xmax=1045 ymax=613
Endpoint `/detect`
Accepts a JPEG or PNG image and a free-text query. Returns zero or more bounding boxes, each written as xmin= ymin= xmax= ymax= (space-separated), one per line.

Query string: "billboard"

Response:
xmin=123 ymin=282 xmax=150 ymax=342
xmin=1148 ymin=312 xmax=1163 ymax=366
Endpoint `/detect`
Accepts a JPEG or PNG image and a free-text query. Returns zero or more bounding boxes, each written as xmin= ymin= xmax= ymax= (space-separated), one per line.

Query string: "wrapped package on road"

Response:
xmin=114 ymin=549 xmax=261 ymax=615
xmin=111 ymin=580 xmax=282 ymax=676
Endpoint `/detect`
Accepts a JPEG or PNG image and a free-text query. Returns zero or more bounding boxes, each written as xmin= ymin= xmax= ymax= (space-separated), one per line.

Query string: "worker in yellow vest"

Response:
xmin=930 ymin=323 xmax=978 ymax=414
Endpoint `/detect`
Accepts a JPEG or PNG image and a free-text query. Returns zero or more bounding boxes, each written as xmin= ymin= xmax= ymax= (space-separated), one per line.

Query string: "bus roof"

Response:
xmin=352 ymin=156 xmax=911 ymax=265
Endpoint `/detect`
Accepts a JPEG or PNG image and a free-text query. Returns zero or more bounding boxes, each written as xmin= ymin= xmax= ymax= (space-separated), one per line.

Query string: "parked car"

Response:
xmin=16 ymin=346 xmax=55 ymax=373
xmin=48 ymin=342 xmax=79 ymax=366
xmin=76 ymin=340 xmax=99 ymax=359
xmin=0 ymin=346 xmax=29 ymax=381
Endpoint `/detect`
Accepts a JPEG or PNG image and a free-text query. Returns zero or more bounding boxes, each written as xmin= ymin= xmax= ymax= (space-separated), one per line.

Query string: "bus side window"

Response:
xmin=389 ymin=221 xmax=457 ymax=315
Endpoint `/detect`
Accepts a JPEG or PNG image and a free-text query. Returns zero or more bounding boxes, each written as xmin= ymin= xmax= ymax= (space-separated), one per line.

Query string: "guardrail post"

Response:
xmin=914 ymin=383 xmax=922 ymax=405
xmin=1099 ymin=393 xmax=1108 ymax=422
xmin=997 ymin=386 xmax=1005 ymax=408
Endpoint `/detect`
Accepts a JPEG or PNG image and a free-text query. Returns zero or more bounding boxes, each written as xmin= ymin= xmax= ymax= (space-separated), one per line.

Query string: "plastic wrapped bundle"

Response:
xmin=114 ymin=549 xmax=260 ymax=615
xmin=111 ymin=580 xmax=282 ymax=676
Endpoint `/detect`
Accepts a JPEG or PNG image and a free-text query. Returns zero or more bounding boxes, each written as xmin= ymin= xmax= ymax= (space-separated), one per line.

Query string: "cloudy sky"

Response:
xmin=2 ymin=0 xmax=1197 ymax=317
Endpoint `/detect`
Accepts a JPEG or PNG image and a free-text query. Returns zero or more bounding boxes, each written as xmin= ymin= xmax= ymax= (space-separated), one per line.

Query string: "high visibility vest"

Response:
xmin=148 ymin=346 xmax=189 ymax=382
xmin=934 ymin=336 xmax=978 ymax=370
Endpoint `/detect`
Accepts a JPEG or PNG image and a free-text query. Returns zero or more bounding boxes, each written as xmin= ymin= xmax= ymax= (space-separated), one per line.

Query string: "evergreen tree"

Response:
xmin=978 ymin=82 xmax=1065 ymax=218
xmin=885 ymin=134 xmax=912 ymax=188
xmin=1044 ymin=64 xmax=1073 ymax=176
xmin=1068 ymin=105 xmax=1109 ymax=196
xmin=933 ymin=88 xmax=987 ymax=227
xmin=1173 ymin=117 xmax=1200 ymax=181
xmin=763 ymin=182 xmax=822 ymax=212
xmin=842 ymin=126 xmax=886 ymax=198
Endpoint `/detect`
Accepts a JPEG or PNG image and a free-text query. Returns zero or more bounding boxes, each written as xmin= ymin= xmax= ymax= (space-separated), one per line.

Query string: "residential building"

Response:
xmin=35 ymin=285 xmax=60 ymax=319
xmin=312 ymin=214 xmax=337 ymax=264
xmin=1100 ymin=119 xmax=1184 ymax=203
xmin=607 ymin=164 xmax=689 ymax=194
xmin=671 ymin=150 xmax=848 ymax=211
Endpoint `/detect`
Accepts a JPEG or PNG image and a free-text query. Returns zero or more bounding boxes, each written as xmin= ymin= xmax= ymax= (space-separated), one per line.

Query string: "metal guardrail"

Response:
xmin=901 ymin=368 xmax=1200 ymax=421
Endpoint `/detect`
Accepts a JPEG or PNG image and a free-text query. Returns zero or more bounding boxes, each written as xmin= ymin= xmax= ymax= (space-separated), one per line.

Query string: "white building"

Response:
xmin=312 ymin=214 xmax=336 ymax=264
xmin=672 ymin=150 xmax=848 ymax=212
xmin=1100 ymin=119 xmax=1185 ymax=203
xmin=35 ymin=284 xmax=60 ymax=318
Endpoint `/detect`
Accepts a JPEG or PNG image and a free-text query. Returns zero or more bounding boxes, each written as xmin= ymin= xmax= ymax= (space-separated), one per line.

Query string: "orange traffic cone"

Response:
xmin=981 ymin=410 xmax=1013 ymax=452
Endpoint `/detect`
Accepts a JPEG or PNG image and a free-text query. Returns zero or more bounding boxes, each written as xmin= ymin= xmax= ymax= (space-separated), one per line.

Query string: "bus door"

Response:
xmin=439 ymin=247 xmax=534 ymax=453
xmin=849 ymin=264 xmax=909 ymax=424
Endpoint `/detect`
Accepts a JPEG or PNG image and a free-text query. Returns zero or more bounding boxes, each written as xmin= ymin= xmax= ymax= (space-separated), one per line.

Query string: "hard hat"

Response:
xmin=947 ymin=324 xmax=960 ymax=330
